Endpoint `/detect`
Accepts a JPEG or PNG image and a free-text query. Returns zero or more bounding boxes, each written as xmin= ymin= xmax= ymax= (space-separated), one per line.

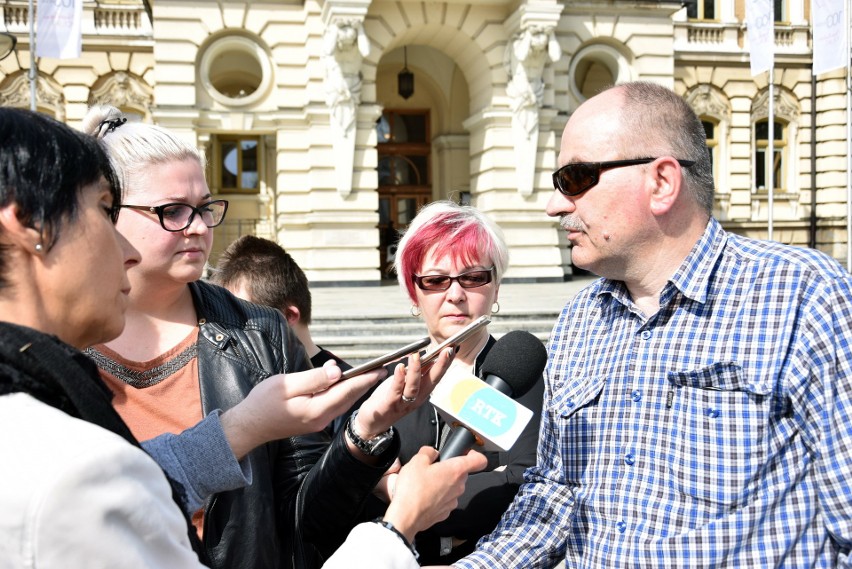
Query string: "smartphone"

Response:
xmin=419 ymin=314 xmax=491 ymax=365
xmin=340 ymin=336 xmax=431 ymax=380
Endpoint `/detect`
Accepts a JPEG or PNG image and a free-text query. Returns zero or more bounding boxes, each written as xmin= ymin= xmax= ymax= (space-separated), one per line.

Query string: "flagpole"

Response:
xmin=768 ymin=68 xmax=774 ymax=241
xmin=28 ymin=0 xmax=35 ymax=111
xmin=846 ymin=6 xmax=851 ymax=272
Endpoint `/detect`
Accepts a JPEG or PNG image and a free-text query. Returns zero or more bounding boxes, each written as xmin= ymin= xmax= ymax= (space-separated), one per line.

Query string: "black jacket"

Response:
xmin=363 ymin=335 xmax=545 ymax=564
xmin=191 ymin=281 xmax=398 ymax=569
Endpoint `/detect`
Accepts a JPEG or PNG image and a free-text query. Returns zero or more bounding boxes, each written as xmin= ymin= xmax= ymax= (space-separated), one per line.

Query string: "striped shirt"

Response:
xmin=457 ymin=218 xmax=852 ymax=568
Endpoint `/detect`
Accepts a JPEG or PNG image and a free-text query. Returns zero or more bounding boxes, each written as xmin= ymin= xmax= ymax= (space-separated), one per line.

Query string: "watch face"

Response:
xmin=368 ymin=433 xmax=393 ymax=455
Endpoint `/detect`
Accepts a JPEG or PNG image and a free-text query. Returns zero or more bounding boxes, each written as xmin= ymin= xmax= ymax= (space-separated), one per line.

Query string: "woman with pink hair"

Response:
xmin=366 ymin=200 xmax=545 ymax=564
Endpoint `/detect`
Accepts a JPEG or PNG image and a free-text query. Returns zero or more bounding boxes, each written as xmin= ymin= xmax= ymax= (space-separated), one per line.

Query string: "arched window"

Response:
xmin=702 ymin=118 xmax=719 ymax=181
xmin=685 ymin=84 xmax=730 ymax=201
xmin=750 ymin=87 xmax=799 ymax=195
xmin=753 ymin=119 xmax=787 ymax=192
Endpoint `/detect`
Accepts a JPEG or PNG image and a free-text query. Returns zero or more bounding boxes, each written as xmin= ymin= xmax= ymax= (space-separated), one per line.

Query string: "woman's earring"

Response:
xmin=410 ymin=305 xmax=422 ymax=318
xmin=491 ymin=301 xmax=500 ymax=314
xmin=34 ymin=243 xmax=44 ymax=253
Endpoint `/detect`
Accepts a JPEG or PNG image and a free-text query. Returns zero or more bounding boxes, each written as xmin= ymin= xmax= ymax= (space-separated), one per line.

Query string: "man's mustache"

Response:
xmin=559 ymin=215 xmax=584 ymax=232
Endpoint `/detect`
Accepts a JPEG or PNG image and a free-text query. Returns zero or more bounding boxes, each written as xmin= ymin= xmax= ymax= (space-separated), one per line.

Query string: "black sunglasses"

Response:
xmin=552 ymin=157 xmax=695 ymax=197
xmin=118 ymin=199 xmax=229 ymax=232
xmin=413 ymin=267 xmax=495 ymax=291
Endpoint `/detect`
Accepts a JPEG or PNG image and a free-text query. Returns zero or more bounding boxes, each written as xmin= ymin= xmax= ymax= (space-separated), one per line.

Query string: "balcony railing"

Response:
xmin=675 ymin=20 xmax=812 ymax=57
xmin=1 ymin=1 xmax=151 ymax=37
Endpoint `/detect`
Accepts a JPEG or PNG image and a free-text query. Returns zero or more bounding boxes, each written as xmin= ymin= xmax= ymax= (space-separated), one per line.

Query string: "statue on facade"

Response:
xmin=323 ymin=19 xmax=370 ymax=135
xmin=503 ymin=25 xmax=560 ymax=196
xmin=504 ymin=25 xmax=561 ymax=138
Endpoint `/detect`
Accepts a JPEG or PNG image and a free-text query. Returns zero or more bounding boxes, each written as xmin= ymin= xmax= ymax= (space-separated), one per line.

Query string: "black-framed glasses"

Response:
xmin=119 ymin=199 xmax=229 ymax=232
xmin=413 ymin=267 xmax=494 ymax=291
xmin=552 ymin=157 xmax=695 ymax=197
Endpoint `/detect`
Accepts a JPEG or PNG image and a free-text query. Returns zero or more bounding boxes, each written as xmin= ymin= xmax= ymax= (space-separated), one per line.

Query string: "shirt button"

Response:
xmin=640 ymin=330 xmax=652 ymax=340
xmin=706 ymin=408 xmax=720 ymax=418
xmin=631 ymin=389 xmax=642 ymax=402
xmin=616 ymin=521 xmax=627 ymax=533
xmin=624 ymin=453 xmax=635 ymax=466
xmin=215 ymin=333 xmax=224 ymax=342
xmin=566 ymin=398 xmax=575 ymax=408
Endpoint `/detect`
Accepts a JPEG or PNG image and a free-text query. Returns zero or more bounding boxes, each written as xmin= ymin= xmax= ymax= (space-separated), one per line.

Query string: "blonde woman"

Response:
xmin=82 ymin=105 xmax=455 ymax=569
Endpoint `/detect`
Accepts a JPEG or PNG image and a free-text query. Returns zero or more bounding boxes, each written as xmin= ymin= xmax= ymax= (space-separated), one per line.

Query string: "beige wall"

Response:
xmin=1 ymin=0 xmax=849 ymax=280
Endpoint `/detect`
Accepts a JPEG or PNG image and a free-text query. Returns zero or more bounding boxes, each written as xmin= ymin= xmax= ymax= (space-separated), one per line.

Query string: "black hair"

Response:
xmin=0 ymin=107 xmax=121 ymax=287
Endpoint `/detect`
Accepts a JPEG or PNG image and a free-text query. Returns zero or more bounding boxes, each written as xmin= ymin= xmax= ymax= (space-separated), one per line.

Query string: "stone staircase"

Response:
xmin=310 ymin=310 xmax=560 ymax=365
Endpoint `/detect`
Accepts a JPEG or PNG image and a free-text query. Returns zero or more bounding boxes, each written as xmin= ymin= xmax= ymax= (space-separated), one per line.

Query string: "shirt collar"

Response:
xmin=666 ymin=217 xmax=725 ymax=305
xmin=596 ymin=217 xmax=725 ymax=307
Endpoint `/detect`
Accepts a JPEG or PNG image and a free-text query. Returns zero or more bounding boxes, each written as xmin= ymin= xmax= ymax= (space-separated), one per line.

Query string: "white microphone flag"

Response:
xmin=746 ymin=0 xmax=774 ymax=76
xmin=36 ymin=0 xmax=83 ymax=60
xmin=813 ymin=0 xmax=849 ymax=76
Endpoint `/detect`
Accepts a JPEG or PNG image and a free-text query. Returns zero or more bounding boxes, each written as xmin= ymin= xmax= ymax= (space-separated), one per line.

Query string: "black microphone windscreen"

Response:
xmin=480 ymin=330 xmax=548 ymax=398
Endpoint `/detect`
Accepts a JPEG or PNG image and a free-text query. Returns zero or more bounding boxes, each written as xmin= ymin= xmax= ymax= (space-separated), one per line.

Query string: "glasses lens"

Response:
xmin=201 ymin=201 xmax=227 ymax=227
xmin=457 ymin=270 xmax=492 ymax=288
xmin=555 ymin=163 xmax=598 ymax=196
xmin=160 ymin=201 xmax=228 ymax=231
xmin=418 ymin=275 xmax=451 ymax=290
xmin=160 ymin=204 xmax=194 ymax=231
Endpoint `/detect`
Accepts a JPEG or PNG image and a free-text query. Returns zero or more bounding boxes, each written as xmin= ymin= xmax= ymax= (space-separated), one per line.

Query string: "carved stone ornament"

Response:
xmin=685 ymin=84 xmax=730 ymax=122
xmin=0 ymin=72 xmax=65 ymax=120
xmin=751 ymin=88 xmax=800 ymax=122
xmin=88 ymin=71 xmax=152 ymax=111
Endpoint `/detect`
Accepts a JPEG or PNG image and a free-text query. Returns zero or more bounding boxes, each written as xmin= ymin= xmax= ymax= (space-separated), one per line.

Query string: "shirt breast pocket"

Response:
xmin=550 ymin=377 xmax=607 ymax=486
xmin=667 ymin=362 xmax=772 ymax=510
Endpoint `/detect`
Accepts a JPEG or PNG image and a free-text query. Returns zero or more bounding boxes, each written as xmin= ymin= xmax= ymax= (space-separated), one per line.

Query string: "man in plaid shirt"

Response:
xmin=455 ymin=82 xmax=852 ymax=568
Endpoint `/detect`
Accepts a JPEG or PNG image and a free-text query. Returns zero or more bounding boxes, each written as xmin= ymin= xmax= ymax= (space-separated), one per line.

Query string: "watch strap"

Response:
xmin=346 ymin=410 xmax=395 ymax=456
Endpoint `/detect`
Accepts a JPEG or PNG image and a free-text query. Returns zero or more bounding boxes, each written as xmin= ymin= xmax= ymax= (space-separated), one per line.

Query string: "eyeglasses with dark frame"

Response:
xmin=413 ymin=267 xmax=495 ymax=291
xmin=118 ymin=199 xmax=229 ymax=232
xmin=551 ymin=157 xmax=695 ymax=197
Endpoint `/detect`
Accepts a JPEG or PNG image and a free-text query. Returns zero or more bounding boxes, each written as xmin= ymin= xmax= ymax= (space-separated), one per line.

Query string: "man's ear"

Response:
xmin=648 ymin=157 xmax=684 ymax=216
xmin=283 ymin=304 xmax=302 ymax=326
xmin=0 ymin=203 xmax=43 ymax=254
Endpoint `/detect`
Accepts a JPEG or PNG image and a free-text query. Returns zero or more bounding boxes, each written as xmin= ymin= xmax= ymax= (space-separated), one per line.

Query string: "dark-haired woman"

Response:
xmin=0 ymin=107 xmax=209 ymax=568
xmin=0 ymin=107 xmax=483 ymax=569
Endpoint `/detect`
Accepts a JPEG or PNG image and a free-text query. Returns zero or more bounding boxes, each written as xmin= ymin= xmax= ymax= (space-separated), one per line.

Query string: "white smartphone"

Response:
xmin=340 ymin=336 xmax=431 ymax=380
xmin=419 ymin=314 xmax=491 ymax=365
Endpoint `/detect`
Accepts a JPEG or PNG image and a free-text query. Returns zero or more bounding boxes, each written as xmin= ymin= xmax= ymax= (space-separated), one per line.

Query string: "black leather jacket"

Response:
xmin=361 ymin=335 xmax=544 ymax=564
xmin=191 ymin=281 xmax=398 ymax=569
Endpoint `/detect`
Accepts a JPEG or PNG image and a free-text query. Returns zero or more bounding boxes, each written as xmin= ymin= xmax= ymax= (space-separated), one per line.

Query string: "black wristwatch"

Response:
xmin=345 ymin=410 xmax=395 ymax=456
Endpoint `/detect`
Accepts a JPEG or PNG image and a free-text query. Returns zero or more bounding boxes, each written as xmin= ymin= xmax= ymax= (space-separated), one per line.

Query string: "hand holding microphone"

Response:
xmin=433 ymin=330 xmax=548 ymax=461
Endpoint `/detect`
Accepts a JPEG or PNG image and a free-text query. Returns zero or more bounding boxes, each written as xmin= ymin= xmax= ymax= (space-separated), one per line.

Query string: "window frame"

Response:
xmin=753 ymin=118 xmax=787 ymax=193
xmin=212 ymin=134 xmax=262 ymax=195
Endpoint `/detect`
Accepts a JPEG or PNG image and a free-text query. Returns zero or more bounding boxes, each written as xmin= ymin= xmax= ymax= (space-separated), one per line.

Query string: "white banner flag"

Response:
xmin=813 ymin=0 xmax=849 ymax=75
xmin=36 ymin=0 xmax=83 ymax=60
xmin=746 ymin=0 xmax=774 ymax=76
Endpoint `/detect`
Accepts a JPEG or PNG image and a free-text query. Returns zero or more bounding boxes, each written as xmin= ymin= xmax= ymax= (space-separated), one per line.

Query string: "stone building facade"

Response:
xmin=1 ymin=0 xmax=848 ymax=283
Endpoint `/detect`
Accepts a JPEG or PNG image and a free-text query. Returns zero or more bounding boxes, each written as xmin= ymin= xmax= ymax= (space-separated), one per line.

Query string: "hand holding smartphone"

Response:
xmin=419 ymin=314 xmax=491 ymax=365
xmin=339 ymin=314 xmax=492 ymax=380
xmin=340 ymin=337 xmax=431 ymax=380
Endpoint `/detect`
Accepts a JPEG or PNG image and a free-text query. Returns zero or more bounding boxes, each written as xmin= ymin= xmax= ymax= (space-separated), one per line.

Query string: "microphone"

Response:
xmin=433 ymin=330 xmax=547 ymax=461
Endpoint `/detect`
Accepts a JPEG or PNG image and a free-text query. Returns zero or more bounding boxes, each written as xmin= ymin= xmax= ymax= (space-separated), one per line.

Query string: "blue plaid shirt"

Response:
xmin=457 ymin=218 xmax=852 ymax=568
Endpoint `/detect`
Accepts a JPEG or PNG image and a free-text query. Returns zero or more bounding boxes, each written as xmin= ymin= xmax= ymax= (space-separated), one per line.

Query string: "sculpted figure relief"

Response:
xmin=323 ymin=20 xmax=370 ymax=134
xmin=503 ymin=26 xmax=561 ymax=136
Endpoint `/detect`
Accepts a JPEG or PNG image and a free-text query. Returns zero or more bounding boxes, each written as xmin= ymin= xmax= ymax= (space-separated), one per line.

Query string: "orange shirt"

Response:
xmin=92 ymin=328 xmax=205 ymax=537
